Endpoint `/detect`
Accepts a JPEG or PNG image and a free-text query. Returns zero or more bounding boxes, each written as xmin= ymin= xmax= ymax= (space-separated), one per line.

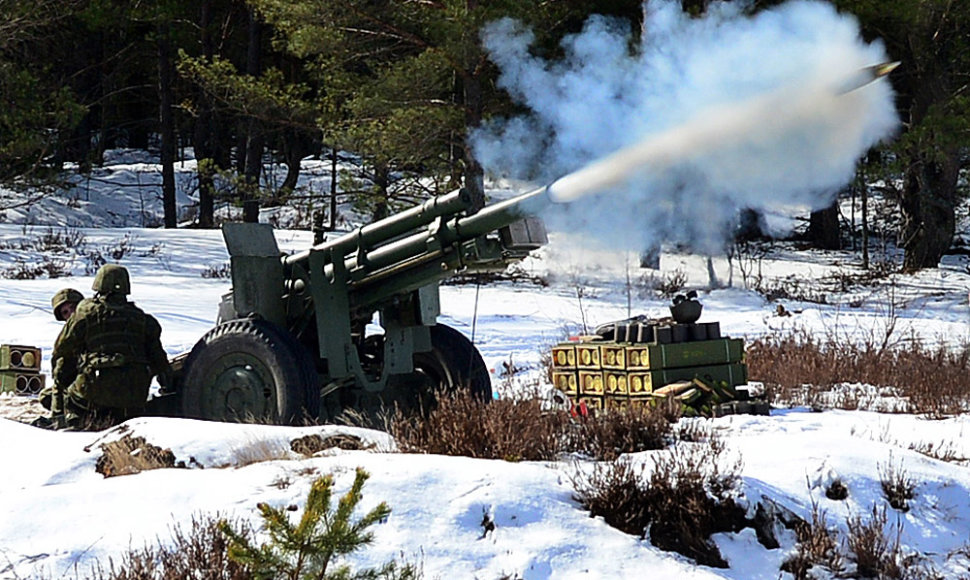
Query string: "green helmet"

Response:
xmin=51 ymin=288 xmax=84 ymax=320
xmin=92 ymin=264 xmax=131 ymax=295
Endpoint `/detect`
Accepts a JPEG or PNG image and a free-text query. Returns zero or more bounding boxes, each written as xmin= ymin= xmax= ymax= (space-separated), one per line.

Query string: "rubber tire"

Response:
xmin=180 ymin=319 xmax=317 ymax=424
xmin=412 ymin=324 xmax=492 ymax=401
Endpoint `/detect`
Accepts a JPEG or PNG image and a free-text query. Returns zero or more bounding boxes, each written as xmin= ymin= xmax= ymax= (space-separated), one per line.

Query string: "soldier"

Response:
xmin=51 ymin=264 xmax=172 ymax=430
xmin=35 ymin=288 xmax=84 ymax=419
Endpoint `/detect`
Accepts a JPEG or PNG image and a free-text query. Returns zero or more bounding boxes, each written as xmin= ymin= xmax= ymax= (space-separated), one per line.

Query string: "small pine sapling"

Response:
xmin=219 ymin=467 xmax=417 ymax=580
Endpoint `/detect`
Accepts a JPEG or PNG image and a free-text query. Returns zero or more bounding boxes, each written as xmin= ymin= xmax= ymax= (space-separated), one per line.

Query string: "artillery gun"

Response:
xmin=157 ymin=61 xmax=895 ymax=424
xmin=165 ymin=186 xmax=554 ymax=423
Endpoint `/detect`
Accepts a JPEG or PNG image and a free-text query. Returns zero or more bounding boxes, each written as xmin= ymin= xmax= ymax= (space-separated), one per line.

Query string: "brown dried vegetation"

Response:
xmin=747 ymin=329 xmax=970 ymax=416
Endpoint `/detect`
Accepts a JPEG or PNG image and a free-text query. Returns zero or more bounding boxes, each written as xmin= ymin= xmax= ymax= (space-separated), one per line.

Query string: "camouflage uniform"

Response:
xmin=38 ymin=288 xmax=84 ymax=415
xmin=53 ymin=265 xmax=172 ymax=429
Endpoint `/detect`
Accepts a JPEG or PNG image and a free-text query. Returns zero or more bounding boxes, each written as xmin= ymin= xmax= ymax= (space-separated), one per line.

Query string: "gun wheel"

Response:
xmin=409 ymin=324 xmax=491 ymax=410
xmin=180 ymin=319 xmax=317 ymax=424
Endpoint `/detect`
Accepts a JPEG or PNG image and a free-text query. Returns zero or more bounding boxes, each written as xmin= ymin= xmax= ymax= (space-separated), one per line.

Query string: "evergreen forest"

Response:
xmin=0 ymin=0 xmax=967 ymax=271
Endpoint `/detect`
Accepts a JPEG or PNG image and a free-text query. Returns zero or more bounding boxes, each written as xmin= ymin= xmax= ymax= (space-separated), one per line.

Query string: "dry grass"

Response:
xmin=747 ymin=329 xmax=970 ymax=416
xmin=878 ymin=454 xmax=916 ymax=512
xmin=570 ymin=436 xmax=744 ymax=567
xmin=87 ymin=513 xmax=254 ymax=579
xmin=845 ymin=505 xmax=905 ymax=579
xmin=566 ymin=402 xmax=676 ymax=461
xmin=96 ymin=435 xmax=179 ymax=478
xmin=389 ymin=389 xmax=572 ymax=461
xmin=229 ymin=436 xmax=292 ymax=467
xmin=782 ymin=501 xmax=845 ymax=579
xmin=388 ymin=389 xmax=676 ymax=461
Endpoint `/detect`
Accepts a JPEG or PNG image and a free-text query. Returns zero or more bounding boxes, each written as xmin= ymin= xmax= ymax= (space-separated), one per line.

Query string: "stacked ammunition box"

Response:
xmin=0 ymin=344 xmax=45 ymax=395
xmin=551 ymin=321 xmax=747 ymax=412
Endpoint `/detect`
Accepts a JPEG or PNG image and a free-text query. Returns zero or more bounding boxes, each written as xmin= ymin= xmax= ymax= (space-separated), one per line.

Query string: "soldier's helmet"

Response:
xmin=51 ymin=288 xmax=84 ymax=321
xmin=92 ymin=264 xmax=131 ymax=295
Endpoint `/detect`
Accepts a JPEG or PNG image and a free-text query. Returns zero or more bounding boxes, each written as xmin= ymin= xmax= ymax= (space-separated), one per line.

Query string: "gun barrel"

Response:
xmin=283 ymin=187 xmax=473 ymax=268
xmin=349 ymin=185 xmax=552 ymax=273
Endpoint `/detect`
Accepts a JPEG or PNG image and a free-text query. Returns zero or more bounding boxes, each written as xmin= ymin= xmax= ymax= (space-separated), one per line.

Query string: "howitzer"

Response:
xmin=172 ymin=185 xmax=555 ymax=423
xmin=163 ymin=61 xmax=896 ymax=423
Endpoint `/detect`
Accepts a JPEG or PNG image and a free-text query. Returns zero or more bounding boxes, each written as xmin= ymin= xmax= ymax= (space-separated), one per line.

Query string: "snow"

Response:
xmin=1 ymin=150 xmax=970 ymax=579
xmin=0 ymin=134 xmax=970 ymax=580
xmin=0 ymin=153 xmax=970 ymax=580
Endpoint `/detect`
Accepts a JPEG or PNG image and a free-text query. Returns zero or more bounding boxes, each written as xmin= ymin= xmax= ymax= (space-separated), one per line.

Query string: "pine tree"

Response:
xmin=219 ymin=468 xmax=418 ymax=580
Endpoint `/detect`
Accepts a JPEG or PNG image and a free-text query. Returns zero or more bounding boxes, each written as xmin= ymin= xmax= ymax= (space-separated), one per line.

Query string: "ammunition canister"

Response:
xmin=551 ymin=345 xmax=577 ymax=369
xmin=604 ymin=371 xmax=629 ymax=395
xmin=552 ymin=371 xmax=579 ymax=395
xmin=576 ymin=344 xmax=602 ymax=369
xmin=601 ymin=345 xmax=626 ymax=370
xmin=578 ymin=370 xmax=605 ymax=395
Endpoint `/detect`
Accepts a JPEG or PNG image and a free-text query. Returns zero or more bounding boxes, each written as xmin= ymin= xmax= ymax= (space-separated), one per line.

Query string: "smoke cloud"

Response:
xmin=471 ymin=0 xmax=898 ymax=253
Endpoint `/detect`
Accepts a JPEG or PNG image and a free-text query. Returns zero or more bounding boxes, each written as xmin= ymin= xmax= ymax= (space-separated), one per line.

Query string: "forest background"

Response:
xmin=0 ymin=0 xmax=967 ymax=271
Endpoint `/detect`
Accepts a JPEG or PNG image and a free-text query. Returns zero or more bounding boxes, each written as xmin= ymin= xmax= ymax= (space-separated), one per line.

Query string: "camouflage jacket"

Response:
xmin=53 ymin=294 xmax=171 ymax=409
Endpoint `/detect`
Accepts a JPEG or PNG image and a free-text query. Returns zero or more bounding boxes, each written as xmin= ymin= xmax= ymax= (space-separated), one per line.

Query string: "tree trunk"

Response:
xmin=898 ymin=65 xmax=960 ymax=272
xmin=157 ymin=20 xmax=177 ymax=228
xmin=899 ymin=151 xmax=959 ymax=271
xmin=242 ymin=9 xmax=263 ymax=223
xmin=330 ymin=147 xmax=338 ymax=230
xmin=807 ymin=200 xmax=840 ymax=250
xmin=194 ymin=0 xmax=215 ymax=228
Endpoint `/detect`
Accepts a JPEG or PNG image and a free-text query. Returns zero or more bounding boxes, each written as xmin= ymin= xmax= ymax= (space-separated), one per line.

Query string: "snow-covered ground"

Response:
xmin=0 ymin=149 xmax=970 ymax=579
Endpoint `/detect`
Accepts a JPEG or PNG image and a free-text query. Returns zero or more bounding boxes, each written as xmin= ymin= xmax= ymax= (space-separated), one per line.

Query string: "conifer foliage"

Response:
xmin=218 ymin=468 xmax=418 ymax=580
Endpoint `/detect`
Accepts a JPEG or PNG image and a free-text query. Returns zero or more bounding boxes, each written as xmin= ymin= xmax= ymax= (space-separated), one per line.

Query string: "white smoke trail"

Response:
xmin=472 ymin=0 xmax=898 ymax=253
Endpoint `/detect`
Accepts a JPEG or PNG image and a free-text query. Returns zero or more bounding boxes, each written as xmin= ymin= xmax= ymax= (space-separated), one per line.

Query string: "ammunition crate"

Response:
xmin=575 ymin=344 xmax=602 ymax=369
xmin=626 ymin=338 xmax=744 ymax=370
xmin=627 ymin=362 xmax=748 ymax=398
xmin=578 ymin=370 xmax=604 ymax=395
xmin=0 ymin=371 xmax=45 ymax=395
xmin=552 ymin=371 xmax=579 ymax=396
xmin=605 ymin=396 xmax=630 ymax=411
xmin=551 ymin=345 xmax=577 ymax=369
xmin=0 ymin=345 xmax=42 ymax=372
xmin=600 ymin=344 xmax=627 ymax=370
xmin=603 ymin=371 xmax=629 ymax=396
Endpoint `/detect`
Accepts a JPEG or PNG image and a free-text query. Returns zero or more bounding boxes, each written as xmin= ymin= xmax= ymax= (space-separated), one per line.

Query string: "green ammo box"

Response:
xmin=0 ymin=371 xmax=45 ymax=395
xmin=626 ymin=338 xmax=744 ymax=370
xmin=0 ymin=344 xmax=42 ymax=372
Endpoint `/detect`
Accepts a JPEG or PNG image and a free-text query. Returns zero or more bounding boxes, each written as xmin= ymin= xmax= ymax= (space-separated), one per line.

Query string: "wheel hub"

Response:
xmin=205 ymin=354 xmax=275 ymax=420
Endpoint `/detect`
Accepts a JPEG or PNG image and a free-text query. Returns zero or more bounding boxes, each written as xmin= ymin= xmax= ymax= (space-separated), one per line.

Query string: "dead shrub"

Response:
xmin=389 ymin=389 xmax=678 ymax=462
xmin=845 ymin=505 xmax=905 ymax=578
xmin=2 ymin=256 xmax=71 ymax=279
xmin=90 ymin=513 xmax=254 ymax=579
xmin=878 ymin=455 xmax=916 ymax=512
xmin=570 ymin=436 xmax=745 ymax=568
xmin=389 ymin=389 xmax=572 ymax=461
xmin=747 ymin=329 xmax=970 ymax=416
xmin=97 ymin=434 xmax=179 ymax=477
xmin=567 ymin=403 xmax=674 ymax=461
xmin=201 ymin=262 xmax=232 ymax=279
xmin=781 ymin=500 xmax=844 ymax=579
